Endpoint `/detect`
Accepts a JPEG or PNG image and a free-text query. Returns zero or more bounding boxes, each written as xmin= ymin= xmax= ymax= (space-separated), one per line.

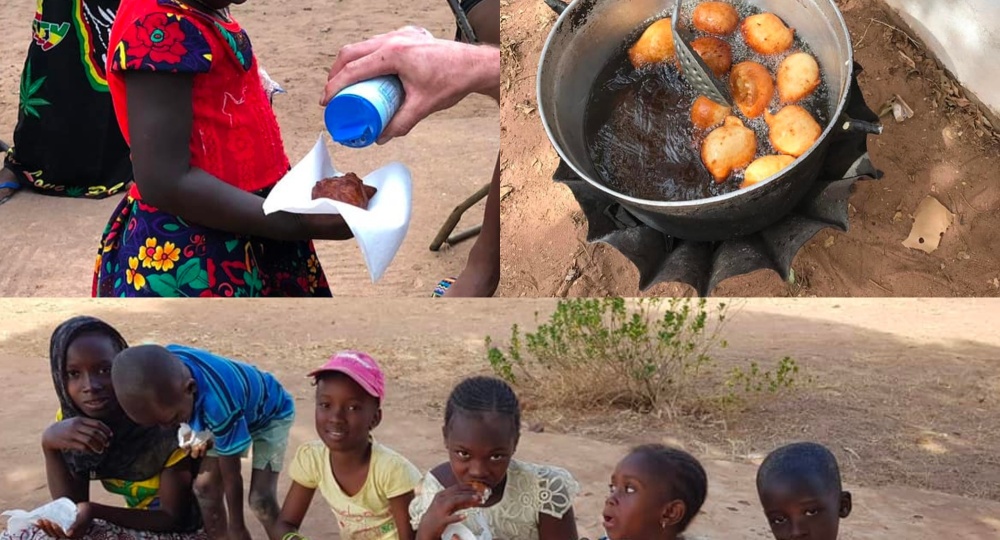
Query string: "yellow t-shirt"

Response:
xmin=289 ymin=439 xmax=422 ymax=540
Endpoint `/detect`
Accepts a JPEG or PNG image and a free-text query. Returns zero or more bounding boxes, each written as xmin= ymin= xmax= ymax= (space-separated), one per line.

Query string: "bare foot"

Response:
xmin=444 ymin=251 xmax=499 ymax=297
xmin=442 ymin=270 xmax=498 ymax=297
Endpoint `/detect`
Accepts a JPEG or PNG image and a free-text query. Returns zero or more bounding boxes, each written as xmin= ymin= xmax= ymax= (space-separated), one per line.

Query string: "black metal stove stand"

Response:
xmin=555 ymin=64 xmax=883 ymax=296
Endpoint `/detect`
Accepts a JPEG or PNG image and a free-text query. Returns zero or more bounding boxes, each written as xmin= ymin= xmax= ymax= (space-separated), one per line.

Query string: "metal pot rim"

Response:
xmin=536 ymin=0 xmax=855 ymax=209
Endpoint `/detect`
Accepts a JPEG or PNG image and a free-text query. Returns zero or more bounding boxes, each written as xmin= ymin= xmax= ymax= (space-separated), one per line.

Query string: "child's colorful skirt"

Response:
xmin=92 ymin=192 xmax=332 ymax=297
xmin=0 ymin=521 xmax=208 ymax=540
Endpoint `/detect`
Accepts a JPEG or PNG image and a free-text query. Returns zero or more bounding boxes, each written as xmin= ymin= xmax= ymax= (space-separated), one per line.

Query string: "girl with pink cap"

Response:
xmin=272 ymin=351 xmax=422 ymax=540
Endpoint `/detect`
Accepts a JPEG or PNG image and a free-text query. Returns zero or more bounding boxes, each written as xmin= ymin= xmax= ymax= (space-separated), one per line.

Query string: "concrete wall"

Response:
xmin=882 ymin=0 xmax=1000 ymax=117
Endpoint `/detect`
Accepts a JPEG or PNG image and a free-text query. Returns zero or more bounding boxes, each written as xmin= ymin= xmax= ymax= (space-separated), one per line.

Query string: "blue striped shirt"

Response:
xmin=168 ymin=345 xmax=294 ymax=456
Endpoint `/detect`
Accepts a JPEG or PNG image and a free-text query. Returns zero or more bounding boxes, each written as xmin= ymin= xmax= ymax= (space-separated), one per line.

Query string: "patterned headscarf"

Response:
xmin=50 ymin=316 xmax=180 ymax=481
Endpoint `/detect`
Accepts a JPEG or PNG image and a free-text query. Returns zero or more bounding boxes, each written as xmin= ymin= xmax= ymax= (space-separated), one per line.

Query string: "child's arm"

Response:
xmin=41 ymin=419 xmax=108 ymax=502
xmin=124 ymin=71 xmax=352 ymax=242
xmin=217 ymin=454 xmax=251 ymax=539
xmin=388 ymin=491 xmax=416 ymax=540
xmin=538 ymin=508 xmax=579 ymax=540
xmin=68 ymin=458 xmax=199 ymax=535
xmin=270 ymin=481 xmax=316 ymax=540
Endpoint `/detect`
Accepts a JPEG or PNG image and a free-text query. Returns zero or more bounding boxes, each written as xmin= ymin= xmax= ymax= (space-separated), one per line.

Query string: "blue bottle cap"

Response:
xmin=325 ymin=93 xmax=381 ymax=148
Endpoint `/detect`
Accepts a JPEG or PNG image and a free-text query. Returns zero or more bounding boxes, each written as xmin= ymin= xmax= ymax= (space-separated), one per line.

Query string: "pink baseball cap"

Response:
xmin=307 ymin=350 xmax=385 ymax=399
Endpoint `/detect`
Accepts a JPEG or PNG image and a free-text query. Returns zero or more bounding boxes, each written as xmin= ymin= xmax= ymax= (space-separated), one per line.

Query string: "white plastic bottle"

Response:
xmin=324 ymin=75 xmax=405 ymax=148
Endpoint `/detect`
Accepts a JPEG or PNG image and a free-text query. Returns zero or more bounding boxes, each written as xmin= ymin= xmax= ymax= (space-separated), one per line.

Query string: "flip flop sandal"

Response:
xmin=0 ymin=140 xmax=20 ymax=205
xmin=432 ymin=277 xmax=457 ymax=297
xmin=0 ymin=180 xmax=20 ymax=206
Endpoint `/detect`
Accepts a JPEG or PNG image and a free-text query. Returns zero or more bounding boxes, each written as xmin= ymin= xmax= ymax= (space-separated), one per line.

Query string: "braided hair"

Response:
xmin=756 ymin=442 xmax=842 ymax=494
xmin=444 ymin=376 xmax=521 ymax=439
xmin=630 ymin=444 xmax=708 ymax=533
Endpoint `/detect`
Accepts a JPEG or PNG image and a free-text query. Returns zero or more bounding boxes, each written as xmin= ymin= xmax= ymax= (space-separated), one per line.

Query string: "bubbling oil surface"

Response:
xmin=584 ymin=0 xmax=832 ymax=202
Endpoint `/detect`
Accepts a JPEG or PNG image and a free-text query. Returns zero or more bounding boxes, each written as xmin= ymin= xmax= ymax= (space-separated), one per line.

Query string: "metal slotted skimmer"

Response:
xmin=671 ymin=2 xmax=732 ymax=107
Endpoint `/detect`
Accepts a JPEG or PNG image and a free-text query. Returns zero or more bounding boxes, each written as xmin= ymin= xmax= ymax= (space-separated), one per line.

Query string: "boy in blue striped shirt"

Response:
xmin=112 ymin=344 xmax=295 ymax=540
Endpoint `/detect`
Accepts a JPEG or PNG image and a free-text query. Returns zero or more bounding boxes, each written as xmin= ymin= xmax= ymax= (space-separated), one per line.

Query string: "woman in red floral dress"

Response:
xmin=94 ymin=0 xmax=349 ymax=297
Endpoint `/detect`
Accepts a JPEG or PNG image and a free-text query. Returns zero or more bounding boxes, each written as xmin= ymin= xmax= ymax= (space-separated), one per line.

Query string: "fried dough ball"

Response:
xmin=741 ymin=13 xmax=794 ymax=55
xmin=777 ymin=52 xmax=821 ymax=103
xmin=701 ymin=116 xmax=757 ymax=182
xmin=729 ymin=61 xmax=774 ymax=118
xmin=692 ymin=2 xmax=740 ymax=36
xmin=764 ymin=105 xmax=822 ymax=157
xmin=740 ymin=155 xmax=796 ymax=188
xmin=629 ymin=18 xmax=676 ymax=68
xmin=691 ymin=96 xmax=731 ymax=130
xmin=691 ymin=36 xmax=733 ymax=78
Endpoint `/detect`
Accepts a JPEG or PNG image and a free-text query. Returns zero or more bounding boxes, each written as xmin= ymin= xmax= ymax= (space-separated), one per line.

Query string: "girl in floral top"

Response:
xmin=93 ymin=0 xmax=351 ymax=298
xmin=409 ymin=377 xmax=580 ymax=540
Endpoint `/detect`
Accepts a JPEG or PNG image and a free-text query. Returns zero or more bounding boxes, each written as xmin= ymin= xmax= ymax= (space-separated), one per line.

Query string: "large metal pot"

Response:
xmin=538 ymin=0 xmax=879 ymax=241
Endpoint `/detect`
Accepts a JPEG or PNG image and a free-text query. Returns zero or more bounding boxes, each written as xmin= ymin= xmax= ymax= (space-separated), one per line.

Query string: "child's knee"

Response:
xmin=193 ymin=473 xmax=223 ymax=504
xmin=248 ymin=488 xmax=279 ymax=522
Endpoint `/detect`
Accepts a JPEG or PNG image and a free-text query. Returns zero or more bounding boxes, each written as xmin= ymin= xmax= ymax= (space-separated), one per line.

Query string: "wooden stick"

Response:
xmin=446 ymin=0 xmax=478 ymax=43
xmin=447 ymin=225 xmax=483 ymax=246
xmin=430 ymin=183 xmax=490 ymax=251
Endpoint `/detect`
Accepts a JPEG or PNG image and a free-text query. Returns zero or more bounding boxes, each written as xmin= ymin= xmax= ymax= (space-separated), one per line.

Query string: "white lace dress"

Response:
xmin=409 ymin=459 xmax=581 ymax=540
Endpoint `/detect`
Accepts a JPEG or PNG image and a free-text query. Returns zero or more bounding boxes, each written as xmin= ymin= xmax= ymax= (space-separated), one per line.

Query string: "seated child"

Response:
xmin=756 ymin=442 xmax=852 ymax=540
xmin=409 ymin=376 xmax=581 ymax=540
xmin=111 ymin=344 xmax=296 ymax=540
xmin=95 ymin=0 xmax=351 ymax=297
xmin=273 ymin=351 xmax=422 ymax=540
xmin=599 ymin=444 xmax=708 ymax=540
xmin=0 ymin=317 xmax=205 ymax=540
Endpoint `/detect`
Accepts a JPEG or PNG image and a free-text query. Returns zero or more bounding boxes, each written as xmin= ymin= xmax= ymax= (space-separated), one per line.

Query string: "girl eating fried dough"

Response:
xmin=408 ymin=377 xmax=581 ymax=540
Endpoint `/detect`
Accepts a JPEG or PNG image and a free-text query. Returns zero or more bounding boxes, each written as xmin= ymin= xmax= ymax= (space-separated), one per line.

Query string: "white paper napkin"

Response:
xmin=442 ymin=512 xmax=492 ymax=540
xmin=2 ymin=498 xmax=77 ymax=533
xmin=262 ymin=134 xmax=413 ymax=283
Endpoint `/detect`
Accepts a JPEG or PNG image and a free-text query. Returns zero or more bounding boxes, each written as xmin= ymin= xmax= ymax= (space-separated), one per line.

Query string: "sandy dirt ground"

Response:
xmin=499 ymin=0 xmax=1000 ymax=297
xmin=0 ymin=0 xmax=498 ymax=297
xmin=0 ymin=299 xmax=998 ymax=538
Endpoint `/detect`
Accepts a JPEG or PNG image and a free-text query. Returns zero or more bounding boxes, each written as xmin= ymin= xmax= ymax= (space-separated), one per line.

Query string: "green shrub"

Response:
xmin=486 ymin=298 xmax=804 ymax=418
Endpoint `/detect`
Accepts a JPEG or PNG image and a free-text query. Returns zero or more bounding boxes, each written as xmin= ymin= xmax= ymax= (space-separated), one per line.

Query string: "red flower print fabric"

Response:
xmin=111 ymin=12 xmax=211 ymax=73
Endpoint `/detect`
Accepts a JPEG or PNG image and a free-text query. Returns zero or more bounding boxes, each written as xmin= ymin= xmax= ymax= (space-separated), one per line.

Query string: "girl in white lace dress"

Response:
xmin=408 ymin=377 xmax=581 ymax=540
xmin=598 ymin=444 xmax=708 ymax=540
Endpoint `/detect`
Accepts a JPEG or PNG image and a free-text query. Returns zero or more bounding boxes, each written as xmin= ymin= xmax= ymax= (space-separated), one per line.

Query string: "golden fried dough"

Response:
xmin=691 ymin=36 xmax=733 ymax=78
xmin=741 ymin=13 xmax=794 ymax=55
xmin=764 ymin=105 xmax=822 ymax=157
xmin=701 ymin=116 xmax=757 ymax=182
xmin=729 ymin=61 xmax=774 ymax=118
xmin=692 ymin=2 xmax=740 ymax=35
xmin=691 ymin=96 xmax=731 ymax=130
xmin=777 ymin=52 xmax=821 ymax=103
xmin=740 ymin=155 xmax=796 ymax=188
xmin=312 ymin=173 xmax=377 ymax=209
xmin=629 ymin=18 xmax=676 ymax=68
